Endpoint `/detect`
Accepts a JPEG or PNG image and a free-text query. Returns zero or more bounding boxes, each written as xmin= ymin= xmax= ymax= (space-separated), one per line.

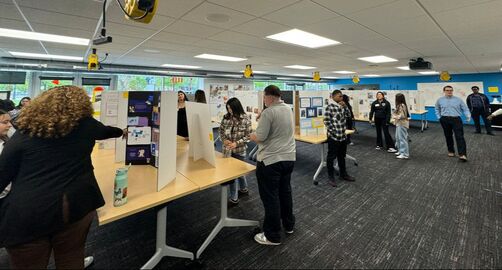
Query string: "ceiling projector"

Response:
xmin=409 ymin=57 xmax=433 ymax=70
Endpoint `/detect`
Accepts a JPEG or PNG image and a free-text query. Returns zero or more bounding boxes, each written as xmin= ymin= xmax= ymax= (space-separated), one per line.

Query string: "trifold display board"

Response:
xmin=234 ymin=90 xmax=261 ymax=125
xmin=125 ymin=91 xmax=178 ymax=191
xmin=297 ymin=90 xmax=331 ymax=136
xmin=186 ymin=102 xmax=216 ymax=167
xmin=418 ymin=82 xmax=483 ymax=106
xmin=99 ymin=91 xmax=122 ymax=150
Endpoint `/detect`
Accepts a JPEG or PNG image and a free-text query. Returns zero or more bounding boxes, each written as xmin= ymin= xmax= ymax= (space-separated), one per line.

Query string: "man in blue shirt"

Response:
xmin=466 ymin=86 xmax=494 ymax=135
xmin=435 ymin=85 xmax=471 ymax=161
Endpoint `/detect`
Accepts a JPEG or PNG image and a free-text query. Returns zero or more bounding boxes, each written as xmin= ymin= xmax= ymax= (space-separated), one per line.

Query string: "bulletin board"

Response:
xmin=418 ymin=82 xmax=483 ymax=106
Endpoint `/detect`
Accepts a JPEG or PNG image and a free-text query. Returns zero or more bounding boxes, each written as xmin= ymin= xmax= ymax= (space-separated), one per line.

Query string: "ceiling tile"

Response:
xmin=263 ymin=0 xmax=339 ymax=27
xmin=418 ymin=0 xmax=497 ymax=14
xmin=207 ymin=0 xmax=300 ymax=17
xmin=181 ymin=2 xmax=255 ymax=29
xmin=231 ymin=18 xmax=290 ymax=38
xmin=155 ymin=0 xmax=205 ymax=18
xmin=163 ymin=20 xmax=225 ymax=38
xmin=311 ymin=0 xmax=399 ymax=15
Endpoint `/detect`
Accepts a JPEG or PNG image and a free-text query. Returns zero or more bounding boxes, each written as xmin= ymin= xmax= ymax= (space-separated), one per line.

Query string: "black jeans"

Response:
xmin=256 ymin=161 xmax=295 ymax=243
xmin=471 ymin=107 xmax=492 ymax=133
xmin=374 ymin=117 xmax=394 ymax=149
xmin=439 ymin=116 xmax=467 ymax=155
xmin=326 ymin=138 xmax=347 ymax=178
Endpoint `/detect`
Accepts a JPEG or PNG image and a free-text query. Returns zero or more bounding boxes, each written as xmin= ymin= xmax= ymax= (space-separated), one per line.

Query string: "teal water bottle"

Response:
xmin=113 ymin=165 xmax=130 ymax=207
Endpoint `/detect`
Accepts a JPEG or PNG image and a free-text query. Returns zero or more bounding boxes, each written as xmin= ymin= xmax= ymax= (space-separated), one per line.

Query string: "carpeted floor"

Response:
xmin=1 ymin=122 xmax=501 ymax=269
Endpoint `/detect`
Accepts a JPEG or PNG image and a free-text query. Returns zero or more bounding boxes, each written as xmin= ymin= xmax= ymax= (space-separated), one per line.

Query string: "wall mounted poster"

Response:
xmin=311 ymin=97 xmax=323 ymax=107
xmin=300 ymin=97 xmax=311 ymax=108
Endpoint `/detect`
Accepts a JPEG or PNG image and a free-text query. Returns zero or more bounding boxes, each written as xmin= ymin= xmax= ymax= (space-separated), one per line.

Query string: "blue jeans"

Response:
xmin=395 ymin=125 xmax=409 ymax=157
xmin=229 ymin=177 xmax=248 ymax=201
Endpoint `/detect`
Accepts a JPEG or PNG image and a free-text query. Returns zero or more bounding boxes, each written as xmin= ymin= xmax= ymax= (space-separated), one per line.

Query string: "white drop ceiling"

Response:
xmin=0 ymin=0 xmax=502 ymax=77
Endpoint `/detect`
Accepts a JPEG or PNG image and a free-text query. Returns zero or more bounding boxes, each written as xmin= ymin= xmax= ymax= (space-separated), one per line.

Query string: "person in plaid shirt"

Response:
xmin=323 ymin=90 xmax=356 ymax=187
xmin=219 ymin=97 xmax=252 ymax=204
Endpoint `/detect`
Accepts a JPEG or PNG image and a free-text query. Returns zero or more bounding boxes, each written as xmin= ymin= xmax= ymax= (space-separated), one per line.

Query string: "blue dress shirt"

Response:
xmin=435 ymin=96 xmax=471 ymax=119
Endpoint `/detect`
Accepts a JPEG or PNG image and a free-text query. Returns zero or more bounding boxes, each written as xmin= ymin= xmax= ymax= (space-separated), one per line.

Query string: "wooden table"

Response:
xmin=294 ymin=130 xmax=358 ymax=185
xmin=93 ymin=138 xmax=257 ymax=268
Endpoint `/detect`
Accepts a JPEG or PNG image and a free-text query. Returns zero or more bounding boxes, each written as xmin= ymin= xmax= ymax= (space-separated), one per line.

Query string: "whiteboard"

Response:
xmin=418 ymin=82 xmax=483 ymax=106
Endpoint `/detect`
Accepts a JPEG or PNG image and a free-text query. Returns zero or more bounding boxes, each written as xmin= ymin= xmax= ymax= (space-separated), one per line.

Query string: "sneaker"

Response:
xmin=349 ymin=142 xmax=354 ymax=146
xmin=238 ymin=188 xmax=249 ymax=196
xmin=84 ymin=256 xmax=94 ymax=268
xmin=228 ymin=198 xmax=239 ymax=205
xmin=387 ymin=148 xmax=397 ymax=153
xmin=285 ymin=229 xmax=294 ymax=234
xmin=254 ymin=233 xmax=281 ymax=245
xmin=448 ymin=152 xmax=455 ymax=157
xmin=329 ymin=180 xmax=338 ymax=187
xmin=341 ymin=175 xmax=356 ymax=182
xmin=459 ymin=155 xmax=468 ymax=162
xmin=395 ymin=152 xmax=401 ymax=156
xmin=474 ymin=131 xmax=481 ymax=134
xmin=376 ymin=146 xmax=382 ymax=150
xmin=396 ymin=155 xmax=409 ymax=159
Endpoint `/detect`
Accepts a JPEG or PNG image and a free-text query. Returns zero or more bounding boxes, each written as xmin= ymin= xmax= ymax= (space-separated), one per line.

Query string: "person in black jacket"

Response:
xmin=342 ymin=94 xmax=355 ymax=145
xmin=0 ymin=86 xmax=124 ymax=269
xmin=369 ymin=92 xmax=397 ymax=152
xmin=466 ymin=86 xmax=494 ymax=135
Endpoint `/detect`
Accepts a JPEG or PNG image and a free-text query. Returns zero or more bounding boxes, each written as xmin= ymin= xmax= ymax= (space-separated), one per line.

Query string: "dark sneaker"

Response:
xmin=238 ymin=188 xmax=249 ymax=196
xmin=341 ymin=175 xmax=356 ymax=182
xmin=285 ymin=229 xmax=294 ymax=234
xmin=329 ymin=180 xmax=338 ymax=187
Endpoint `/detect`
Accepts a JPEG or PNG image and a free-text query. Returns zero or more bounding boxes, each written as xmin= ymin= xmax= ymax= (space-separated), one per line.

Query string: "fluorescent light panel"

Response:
xmin=333 ymin=70 xmax=355 ymax=74
xmin=396 ymin=66 xmax=410 ymax=70
xmin=195 ymin=53 xmax=247 ymax=62
xmin=240 ymin=70 xmax=267 ymax=74
xmin=161 ymin=64 xmax=201 ymax=69
xmin=9 ymin=51 xmax=83 ymax=61
xmin=266 ymin=29 xmax=341 ymax=49
xmin=324 ymin=76 xmax=338 ymax=79
xmin=284 ymin=65 xmax=316 ymax=70
xmin=289 ymin=74 xmax=308 ymax=77
xmin=0 ymin=27 xmax=89 ymax=45
xmin=418 ymin=71 xmax=439 ymax=75
xmin=358 ymin=55 xmax=398 ymax=63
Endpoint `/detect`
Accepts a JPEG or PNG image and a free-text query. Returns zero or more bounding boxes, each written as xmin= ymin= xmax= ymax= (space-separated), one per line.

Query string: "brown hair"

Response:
xmin=264 ymin=85 xmax=281 ymax=97
xmin=16 ymin=86 xmax=93 ymax=138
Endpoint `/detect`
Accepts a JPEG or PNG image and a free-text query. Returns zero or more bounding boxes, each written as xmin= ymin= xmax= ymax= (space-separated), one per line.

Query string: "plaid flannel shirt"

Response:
xmin=324 ymin=102 xmax=350 ymax=141
xmin=218 ymin=114 xmax=252 ymax=157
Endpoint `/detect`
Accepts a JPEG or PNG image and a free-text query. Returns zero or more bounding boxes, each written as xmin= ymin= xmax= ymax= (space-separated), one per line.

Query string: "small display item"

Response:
xmin=306 ymin=108 xmax=317 ymax=118
xmin=127 ymin=126 xmax=152 ymax=145
xmin=311 ymin=97 xmax=323 ymax=107
xmin=300 ymin=97 xmax=311 ymax=108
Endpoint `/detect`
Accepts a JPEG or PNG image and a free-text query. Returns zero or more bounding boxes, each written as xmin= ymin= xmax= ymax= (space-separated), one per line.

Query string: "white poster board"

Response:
xmin=186 ymin=102 xmax=216 ymax=167
xmin=115 ymin=92 xmax=128 ymax=163
xmin=99 ymin=91 xmax=120 ymax=149
xmin=234 ymin=90 xmax=260 ymax=125
xmin=157 ymin=91 xmax=178 ymax=191
xmin=418 ymin=82 xmax=483 ymax=106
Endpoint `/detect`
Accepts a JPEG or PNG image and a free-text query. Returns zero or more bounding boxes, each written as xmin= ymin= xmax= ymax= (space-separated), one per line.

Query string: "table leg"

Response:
xmin=141 ymin=207 xmax=194 ymax=269
xmin=313 ymin=143 xmax=327 ymax=185
xmin=421 ymin=114 xmax=425 ymax=132
xmin=196 ymin=185 xmax=259 ymax=259
xmin=346 ymin=154 xmax=358 ymax=166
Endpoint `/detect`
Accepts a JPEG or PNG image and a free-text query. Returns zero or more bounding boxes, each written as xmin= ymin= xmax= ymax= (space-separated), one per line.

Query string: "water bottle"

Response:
xmin=113 ymin=164 xmax=131 ymax=207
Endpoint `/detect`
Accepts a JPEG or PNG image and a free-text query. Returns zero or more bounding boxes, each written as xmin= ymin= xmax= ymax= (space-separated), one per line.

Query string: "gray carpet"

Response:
xmin=1 ymin=122 xmax=501 ymax=269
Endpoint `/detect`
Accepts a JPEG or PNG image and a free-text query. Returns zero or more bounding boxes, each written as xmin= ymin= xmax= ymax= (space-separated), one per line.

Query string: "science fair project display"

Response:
xmin=298 ymin=91 xmax=331 ymax=136
xmin=186 ymin=101 xmax=216 ymax=167
xmin=123 ymin=91 xmax=178 ymax=191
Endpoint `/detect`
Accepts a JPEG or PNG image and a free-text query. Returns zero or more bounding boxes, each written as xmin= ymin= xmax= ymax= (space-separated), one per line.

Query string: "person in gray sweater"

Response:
xmin=250 ymin=85 xmax=296 ymax=246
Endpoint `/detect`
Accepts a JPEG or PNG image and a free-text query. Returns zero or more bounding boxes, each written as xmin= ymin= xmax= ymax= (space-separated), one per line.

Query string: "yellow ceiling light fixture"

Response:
xmin=244 ymin=64 xmax=253 ymax=78
xmin=121 ymin=0 xmax=158 ymax=24
xmin=88 ymin=48 xmax=99 ymax=71
xmin=313 ymin=71 xmax=321 ymax=81
xmin=440 ymin=71 xmax=451 ymax=81
xmin=352 ymin=75 xmax=360 ymax=84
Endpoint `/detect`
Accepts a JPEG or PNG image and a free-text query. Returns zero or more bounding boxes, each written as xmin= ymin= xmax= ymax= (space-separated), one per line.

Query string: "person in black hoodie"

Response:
xmin=369 ymin=91 xmax=397 ymax=152
xmin=0 ymin=86 xmax=125 ymax=269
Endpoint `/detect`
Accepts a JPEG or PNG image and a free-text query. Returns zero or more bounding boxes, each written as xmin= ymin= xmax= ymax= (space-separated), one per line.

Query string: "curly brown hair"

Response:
xmin=16 ymin=85 xmax=93 ymax=138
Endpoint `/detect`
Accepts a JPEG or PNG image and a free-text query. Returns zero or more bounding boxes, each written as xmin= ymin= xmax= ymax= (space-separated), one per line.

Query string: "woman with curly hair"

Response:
xmin=0 ymin=86 xmax=125 ymax=269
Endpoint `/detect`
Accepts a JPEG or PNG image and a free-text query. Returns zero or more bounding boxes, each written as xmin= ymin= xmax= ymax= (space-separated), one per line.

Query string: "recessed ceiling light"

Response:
xmin=9 ymin=51 xmax=83 ymax=61
xmin=206 ymin=13 xmax=231 ymax=23
xmin=195 ymin=53 xmax=247 ymax=62
xmin=289 ymin=74 xmax=308 ymax=77
xmin=19 ymin=63 xmax=47 ymax=67
xmin=284 ymin=65 xmax=316 ymax=70
xmin=396 ymin=66 xmax=410 ymax=70
xmin=73 ymin=65 xmax=86 ymax=69
xmin=358 ymin=55 xmax=398 ymax=63
xmin=144 ymin=49 xmax=160 ymax=53
xmin=266 ymin=29 xmax=341 ymax=49
xmin=362 ymin=74 xmax=381 ymax=77
xmin=0 ymin=27 xmax=89 ymax=46
xmin=324 ymin=76 xmax=338 ymax=79
xmin=161 ymin=64 xmax=202 ymax=69
xmin=418 ymin=71 xmax=439 ymax=75
xmin=333 ymin=70 xmax=355 ymax=74
xmin=240 ymin=70 xmax=267 ymax=74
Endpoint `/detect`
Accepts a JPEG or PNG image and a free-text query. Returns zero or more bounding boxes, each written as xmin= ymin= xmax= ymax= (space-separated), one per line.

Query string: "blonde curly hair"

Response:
xmin=16 ymin=85 xmax=93 ymax=138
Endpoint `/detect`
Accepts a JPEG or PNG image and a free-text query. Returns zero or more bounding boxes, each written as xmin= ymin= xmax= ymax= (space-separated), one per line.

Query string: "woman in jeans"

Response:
xmin=392 ymin=93 xmax=410 ymax=159
xmin=219 ymin=97 xmax=252 ymax=205
xmin=0 ymin=86 xmax=125 ymax=269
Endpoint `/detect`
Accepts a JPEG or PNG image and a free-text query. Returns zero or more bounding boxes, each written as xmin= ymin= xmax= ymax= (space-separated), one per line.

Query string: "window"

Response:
xmin=40 ymin=77 xmax=74 ymax=92
xmin=253 ymin=81 xmax=286 ymax=91
xmin=0 ymin=71 xmax=31 ymax=105
xmin=117 ymin=75 xmax=163 ymax=91
xmin=163 ymin=76 xmax=202 ymax=92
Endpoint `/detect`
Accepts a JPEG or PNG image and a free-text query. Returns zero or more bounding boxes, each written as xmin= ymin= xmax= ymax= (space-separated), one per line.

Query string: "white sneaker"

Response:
xmin=254 ymin=233 xmax=281 ymax=245
xmin=375 ymin=146 xmax=381 ymax=150
xmin=387 ymin=148 xmax=397 ymax=153
xmin=84 ymin=256 xmax=94 ymax=268
xmin=395 ymin=152 xmax=400 ymax=156
xmin=349 ymin=142 xmax=354 ymax=146
xmin=396 ymin=155 xmax=409 ymax=159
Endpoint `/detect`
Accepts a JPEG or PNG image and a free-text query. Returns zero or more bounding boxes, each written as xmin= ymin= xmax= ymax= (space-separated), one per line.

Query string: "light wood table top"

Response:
xmin=294 ymin=129 xmax=355 ymax=144
xmin=176 ymin=139 xmax=256 ymax=190
xmin=410 ymin=110 xmax=428 ymax=114
xmin=92 ymin=148 xmax=199 ymax=226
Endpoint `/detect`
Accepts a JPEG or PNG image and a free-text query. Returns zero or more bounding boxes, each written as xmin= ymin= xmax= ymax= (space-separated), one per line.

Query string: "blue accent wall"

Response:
xmin=331 ymin=72 xmax=502 ymax=123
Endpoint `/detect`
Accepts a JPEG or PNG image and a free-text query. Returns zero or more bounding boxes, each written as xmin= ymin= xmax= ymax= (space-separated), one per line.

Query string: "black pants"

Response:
xmin=439 ymin=116 xmax=467 ymax=155
xmin=256 ymin=161 xmax=295 ymax=243
xmin=471 ymin=108 xmax=492 ymax=133
xmin=374 ymin=117 xmax=394 ymax=149
xmin=326 ymin=138 xmax=347 ymax=178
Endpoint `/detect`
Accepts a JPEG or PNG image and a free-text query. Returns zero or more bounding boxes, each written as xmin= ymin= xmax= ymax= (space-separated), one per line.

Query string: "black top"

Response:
xmin=177 ymin=107 xmax=189 ymax=138
xmin=0 ymin=117 xmax=123 ymax=247
xmin=369 ymin=99 xmax=392 ymax=123
xmin=466 ymin=93 xmax=490 ymax=112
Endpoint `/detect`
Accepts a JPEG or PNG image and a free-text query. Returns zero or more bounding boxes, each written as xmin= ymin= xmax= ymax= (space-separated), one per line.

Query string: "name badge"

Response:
xmin=375 ymin=104 xmax=380 ymax=107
